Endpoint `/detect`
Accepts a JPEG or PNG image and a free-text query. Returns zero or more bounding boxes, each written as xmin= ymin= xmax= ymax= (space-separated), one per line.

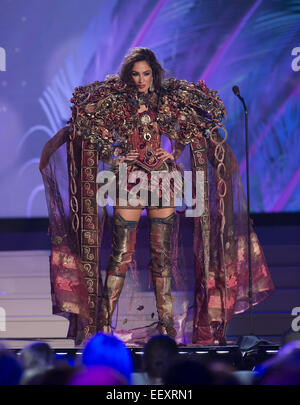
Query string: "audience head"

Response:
xmin=82 ymin=333 xmax=133 ymax=384
xmin=19 ymin=341 xmax=55 ymax=385
xmin=256 ymin=340 xmax=300 ymax=385
xmin=20 ymin=342 xmax=54 ymax=369
xmin=143 ymin=335 xmax=178 ymax=381
xmin=0 ymin=346 xmax=23 ymax=385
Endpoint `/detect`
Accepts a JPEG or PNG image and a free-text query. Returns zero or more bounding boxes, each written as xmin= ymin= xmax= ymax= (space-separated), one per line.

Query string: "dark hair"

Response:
xmin=119 ymin=47 xmax=167 ymax=91
xmin=0 ymin=349 xmax=23 ymax=385
xmin=143 ymin=335 xmax=178 ymax=379
xmin=20 ymin=342 xmax=54 ymax=369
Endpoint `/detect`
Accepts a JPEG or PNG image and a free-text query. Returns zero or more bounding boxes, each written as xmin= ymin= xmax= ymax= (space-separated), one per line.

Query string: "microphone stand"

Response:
xmin=233 ymin=86 xmax=254 ymax=336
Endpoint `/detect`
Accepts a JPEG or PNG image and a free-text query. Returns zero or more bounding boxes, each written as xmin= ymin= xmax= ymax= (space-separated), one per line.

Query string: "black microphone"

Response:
xmin=232 ymin=85 xmax=247 ymax=113
xmin=232 ymin=85 xmax=240 ymax=97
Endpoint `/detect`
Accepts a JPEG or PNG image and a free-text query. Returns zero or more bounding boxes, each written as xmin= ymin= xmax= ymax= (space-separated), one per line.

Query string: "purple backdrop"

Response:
xmin=0 ymin=0 xmax=299 ymax=217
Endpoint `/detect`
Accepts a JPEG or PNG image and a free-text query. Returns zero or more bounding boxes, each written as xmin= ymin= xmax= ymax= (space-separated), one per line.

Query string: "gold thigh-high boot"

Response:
xmin=149 ymin=212 xmax=177 ymax=338
xmin=98 ymin=213 xmax=138 ymax=333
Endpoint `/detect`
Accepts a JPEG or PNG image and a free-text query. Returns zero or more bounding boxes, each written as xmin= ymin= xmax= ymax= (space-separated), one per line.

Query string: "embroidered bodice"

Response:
xmin=129 ymin=108 xmax=167 ymax=171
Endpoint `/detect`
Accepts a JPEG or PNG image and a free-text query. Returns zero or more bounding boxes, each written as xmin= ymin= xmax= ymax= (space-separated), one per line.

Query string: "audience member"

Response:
xmin=19 ymin=341 xmax=54 ymax=384
xmin=254 ymin=340 xmax=300 ymax=385
xmin=132 ymin=334 xmax=178 ymax=385
xmin=81 ymin=332 xmax=133 ymax=384
xmin=0 ymin=344 xmax=23 ymax=385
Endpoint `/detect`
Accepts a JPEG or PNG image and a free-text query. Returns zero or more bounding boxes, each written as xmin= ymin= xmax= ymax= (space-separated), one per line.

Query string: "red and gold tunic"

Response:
xmin=114 ymin=107 xmax=184 ymax=209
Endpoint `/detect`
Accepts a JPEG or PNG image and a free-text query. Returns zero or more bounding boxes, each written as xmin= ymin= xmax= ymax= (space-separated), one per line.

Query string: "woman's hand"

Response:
xmin=117 ymin=150 xmax=139 ymax=165
xmin=156 ymin=148 xmax=175 ymax=162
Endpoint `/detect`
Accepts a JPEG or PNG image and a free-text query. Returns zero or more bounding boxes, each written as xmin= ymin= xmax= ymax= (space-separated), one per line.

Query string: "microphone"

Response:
xmin=232 ymin=85 xmax=247 ymax=113
xmin=232 ymin=85 xmax=240 ymax=97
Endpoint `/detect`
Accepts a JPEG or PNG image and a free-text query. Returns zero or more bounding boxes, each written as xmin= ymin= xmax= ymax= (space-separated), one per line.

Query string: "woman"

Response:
xmin=40 ymin=47 xmax=274 ymax=346
xmin=96 ymin=52 xmax=182 ymax=338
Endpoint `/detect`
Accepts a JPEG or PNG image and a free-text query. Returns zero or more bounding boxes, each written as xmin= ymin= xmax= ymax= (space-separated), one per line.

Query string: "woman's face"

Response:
xmin=131 ymin=60 xmax=153 ymax=93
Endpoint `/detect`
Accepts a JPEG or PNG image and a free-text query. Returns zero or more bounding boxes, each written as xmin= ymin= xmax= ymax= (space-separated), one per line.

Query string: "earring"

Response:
xmin=150 ymin=78 xmax=154 ymax=92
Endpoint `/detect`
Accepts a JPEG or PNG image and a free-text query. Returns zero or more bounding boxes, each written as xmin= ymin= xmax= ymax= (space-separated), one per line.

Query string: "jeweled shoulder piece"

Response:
xmin=69 ymin=76 xmax=140 ymax=161
xmin=157 ymin=78 xmax=226 ymax=145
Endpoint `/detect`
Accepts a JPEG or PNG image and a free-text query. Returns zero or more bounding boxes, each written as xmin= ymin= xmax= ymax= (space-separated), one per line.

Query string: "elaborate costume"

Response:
xmin=40 ymin=75 xmax=274 ymax=346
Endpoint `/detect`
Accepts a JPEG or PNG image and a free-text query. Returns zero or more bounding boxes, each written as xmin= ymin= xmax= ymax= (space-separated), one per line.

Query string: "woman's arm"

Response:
xmin=152 ymin=140 xmax=185 ymax=163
